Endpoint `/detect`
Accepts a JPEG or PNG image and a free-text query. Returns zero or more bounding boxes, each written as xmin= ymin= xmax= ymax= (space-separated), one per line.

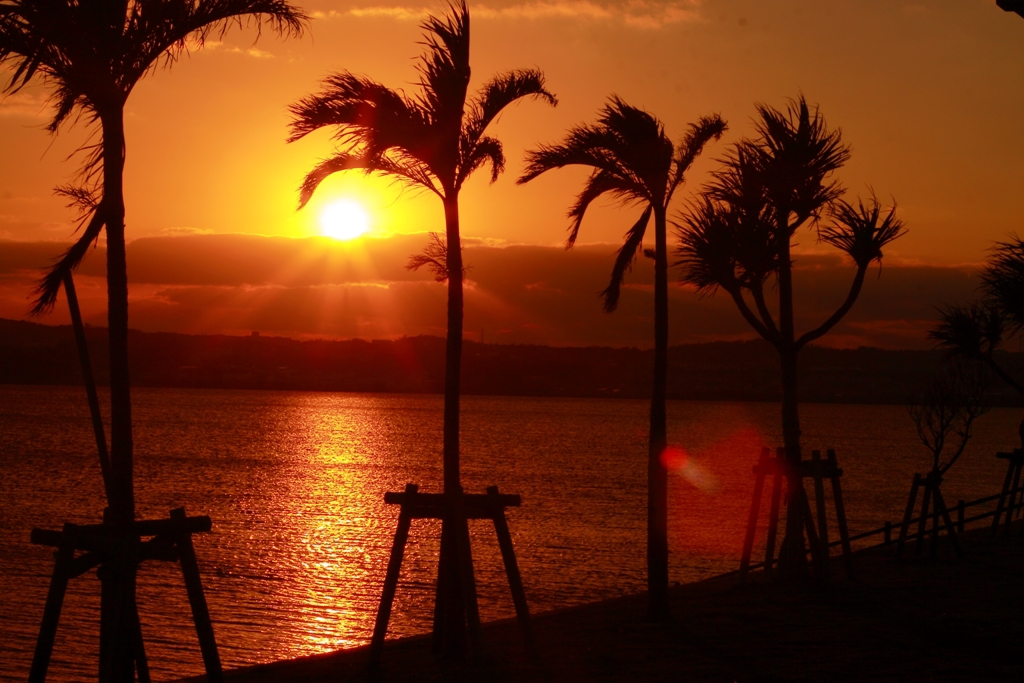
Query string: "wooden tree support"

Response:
xmin=895 ymin=471 xmax=964 ymax=559
xmin=368 ymin=484 xmax=533 ymax=671
xmin=28 ymin=508 xmax=222 ymax=683
xmin=991 ymin=450 xmax=1024 ymax=537
xmin=739 ymin=448 xmax=852 ymax=581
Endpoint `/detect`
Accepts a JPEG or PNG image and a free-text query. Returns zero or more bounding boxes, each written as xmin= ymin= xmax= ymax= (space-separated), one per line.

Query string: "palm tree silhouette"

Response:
xmin=288 ymin=0 xmax=555 ymax=649
xmin=0 ymin=0 xmax=306 ymax=528
xmin=932 ymin=239 xmax=1024 ymax=442
xmin=1 ymin=3 xmax=305 ymax=679
xmin=518 ymin=98 xmax=725 ymax=619
xmin=676 ymin=97 xmax=905 ymax=577
xmin=289 ymin=3 xmax=554 ymax=497
xmin=932 ymin=302 xmax=1024 ymax=395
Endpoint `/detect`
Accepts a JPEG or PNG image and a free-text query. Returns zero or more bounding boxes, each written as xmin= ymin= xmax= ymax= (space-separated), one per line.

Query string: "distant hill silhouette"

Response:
xmin=4 ymin=317 xmax=1024 ymax=405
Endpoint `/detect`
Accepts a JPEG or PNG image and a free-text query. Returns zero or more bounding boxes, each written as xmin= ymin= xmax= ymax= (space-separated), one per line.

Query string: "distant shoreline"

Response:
xmin=5 ymin=317 xmax=1024 ymax=406
xmin=9 ymin=382 xmax=1024 ymax=411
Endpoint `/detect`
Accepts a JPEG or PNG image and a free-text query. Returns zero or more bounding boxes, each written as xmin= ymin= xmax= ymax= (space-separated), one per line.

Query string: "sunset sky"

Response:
xmin=1 ymin=0 xmax=1022 ymax=348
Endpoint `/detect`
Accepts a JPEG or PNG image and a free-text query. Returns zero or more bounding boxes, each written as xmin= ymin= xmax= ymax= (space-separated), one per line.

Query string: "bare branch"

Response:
xmin=907 ymin=359 xmax=991 ymax=476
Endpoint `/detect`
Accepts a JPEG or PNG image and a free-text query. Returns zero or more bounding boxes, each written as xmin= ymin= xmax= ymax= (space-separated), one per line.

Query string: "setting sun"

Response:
xmin=320 ymin=199 xmax=371 ymax=240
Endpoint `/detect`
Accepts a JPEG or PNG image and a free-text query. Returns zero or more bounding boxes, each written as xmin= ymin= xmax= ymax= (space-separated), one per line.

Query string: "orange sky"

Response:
xmin=1 ymin=0 xmax=1023 ymax=348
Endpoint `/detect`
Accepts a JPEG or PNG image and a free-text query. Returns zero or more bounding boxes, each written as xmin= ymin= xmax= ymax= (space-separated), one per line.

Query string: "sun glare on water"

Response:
xmin=320 ymin=199 xmax=371 ymax=240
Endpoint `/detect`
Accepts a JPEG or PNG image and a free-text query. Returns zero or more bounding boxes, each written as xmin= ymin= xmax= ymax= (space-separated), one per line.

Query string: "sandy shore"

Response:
xmin=181 ymin=529 xmax=1024 ymax=682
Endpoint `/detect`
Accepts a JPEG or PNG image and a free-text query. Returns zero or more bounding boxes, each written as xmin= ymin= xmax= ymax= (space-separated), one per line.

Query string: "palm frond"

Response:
xmin=669 ymin=113 xmax=727 ymax=196
xmin=459 ymin=67 xmax=555 ymax=186
xmin=460 ymin=135 xmax=504 ymax=184
xmin=287 ymin=72 xmax=439 ymax=171
xmin=298 ymin=151 xmax=438 ymax=208
xmin=596 ymin=97 xmax=673 ymax=201
xmin=123 ymin=0 xmax=307 ymax=87
xmin=413 ymin=0 xmax=470 ymax=163
xmin=406 ymin=231 xmax=455 ymax=282
xmin=564 ymin=170 xmax=635 ymax=248
xmin=464 ymin=68 xmax=555 ymax=139
xmin=708 ymin=141 xmax=775 ymax=226
xmin=287 ymin=73 xmax=420 ymax=144
xmin=750 ymin=95 xmax=850 ymax=225
xmin=929 ymin=302 xmax=1004 ymax=359
xmin=675 ymin=196 xmax=738 ymax=294
xmin=1 ymin=0 xmax=305 ymax=183
xmin=519 ymin=128 xmax=634 ymax=187
xmin=600 ymin=205 xmax=652 ymax=312
xmin=31 ymin=199 xmax=106 ymax=315
xmin=519 ymin=98 xmax=670 ymax=203
xmin=54 ymin=183 xmax=100 ymax=215
xmin=981 ymin=237 xmax=1024 ymax=333
xmin=290 ymin=0 xmax=552 ymax=209
xmin=821 ymin=194 xmax=906 ymax=268
xmin=289 ymin=74 xmax=444 ymax=202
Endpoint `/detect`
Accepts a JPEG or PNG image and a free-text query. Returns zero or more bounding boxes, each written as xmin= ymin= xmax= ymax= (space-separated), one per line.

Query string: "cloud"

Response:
xmin=0 ymin=233 xmax=982 ymax=349
xmin=0 ymin=90 xmax=50 ymax=119
xmin=314 ymin=0 xmax=701 ymax=27
xmin=184 ymin=38 xmax=276 ymax=59
xmin=157 ymin=226 xmax=215 ymax=236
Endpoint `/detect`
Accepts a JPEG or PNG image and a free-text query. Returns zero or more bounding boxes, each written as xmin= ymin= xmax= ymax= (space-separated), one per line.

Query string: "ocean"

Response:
xmin=0 ymin=385 xmax=1018 ymax=681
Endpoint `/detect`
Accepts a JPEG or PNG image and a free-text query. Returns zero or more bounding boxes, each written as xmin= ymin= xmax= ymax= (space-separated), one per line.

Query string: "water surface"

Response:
xmin=0 ymin=386 xmax=1017 ymax=681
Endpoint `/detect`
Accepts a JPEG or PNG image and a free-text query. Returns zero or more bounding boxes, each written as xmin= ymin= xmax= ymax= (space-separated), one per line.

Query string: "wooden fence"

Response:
xmin=740 ymin=486 xmax=1023 ymax=574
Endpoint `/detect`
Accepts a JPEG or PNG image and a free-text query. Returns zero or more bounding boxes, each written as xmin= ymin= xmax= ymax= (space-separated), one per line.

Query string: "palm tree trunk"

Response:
xmin=102 ymin=111 xmax=134 ymax=528
xmin=442 ymin=194 xmax=463 ymax=494
xmin=775 ymin=224 xmax=808 ymax=578
xmin=778 ymin=346 xmax=809 ymax=577
xmin=434 ymin=192 xmax=466 ymax=658
xmin=99 ymin=110 xmax=137 ymax=683
xmin=647 ymin=205 xmax=670 ymax=620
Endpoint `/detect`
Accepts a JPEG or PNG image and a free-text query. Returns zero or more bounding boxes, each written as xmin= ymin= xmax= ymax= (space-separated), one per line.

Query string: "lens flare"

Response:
xmin=661 ymin=445 xmax=721 ymax=493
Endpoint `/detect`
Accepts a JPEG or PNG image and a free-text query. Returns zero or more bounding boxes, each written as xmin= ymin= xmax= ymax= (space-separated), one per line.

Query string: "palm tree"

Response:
xmin=518 ymin=98 xmax=726 ymax=619
xmin=932 ymin=239 xmax=1024 ymax=441
xmin=931 ymin=302 xmax=1023 ymax=393
xmin=0 ymin=4 xmax=305 ymax=680
xmin=0 ymin=0 xmax=306 ymax=528
xmin=287 ymin=0 xmax=555 ymax=649
xmin=676 ymin=97 xmax=906 ymax=577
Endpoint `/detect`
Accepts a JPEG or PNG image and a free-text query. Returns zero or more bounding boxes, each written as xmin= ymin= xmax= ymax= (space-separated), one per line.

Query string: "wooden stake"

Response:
xmin=763 ymin=449 xmax=785 ymax=577
xmin=452 ymin=491 xmax=483 ymax=660
xmin=896 ymin=473 xmax=921 ymax=559
xmin=811 ymin=451 xmax=830 ymax=581
xmin=370 ymin=484 xmax=417 ymax=668
xmin=488 ymin=486 xmax=534 ymax=652
xmin=740 ymin=448 xmax=769 ymax=580
xmin=914 ymin=480 xmax=933 ymax=556
xmin=932 ymin=485 xmax=964 ymax=558
xmin=992 ymin=457 xmax=1016 ymax=534
xmin=1006 ymin=461 xmax=1023 ymax=536
xmin=28 ymin=525 xmax=76 ymax=683
xmin=132 ymin=598 xmax=151 ymax=683
xmin=827 ymin=450 xmax=853 ymax=576
xmin=171 ymin=508 xmax=222 ymax=682
xmin=800 ymin=490 xmax=823 ymax=579
xmin=433 ymin=519 xmax=464 ymax=657
xmin=372 ymin=485 xmax=529 ymax=667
